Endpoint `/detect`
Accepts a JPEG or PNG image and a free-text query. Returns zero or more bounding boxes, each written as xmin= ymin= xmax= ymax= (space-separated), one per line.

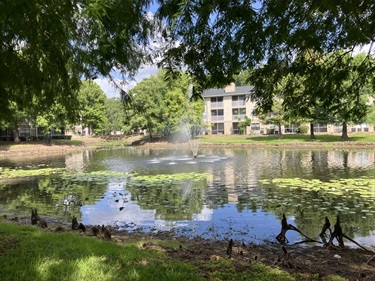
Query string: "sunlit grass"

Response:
xmin=0 ymin=221 xmax=200 ymax=281
xmin=198 ymin=132 xmax=375 ymax=145
xmin=97 ymin=140 xmax=133 ymax=147
xmin=0 ymin=221 xmax=337 ymax=281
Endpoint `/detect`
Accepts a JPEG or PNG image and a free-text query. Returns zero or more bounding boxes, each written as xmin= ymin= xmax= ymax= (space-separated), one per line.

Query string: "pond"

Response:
xmin=1 ymin=145 xmax=375 ymax=247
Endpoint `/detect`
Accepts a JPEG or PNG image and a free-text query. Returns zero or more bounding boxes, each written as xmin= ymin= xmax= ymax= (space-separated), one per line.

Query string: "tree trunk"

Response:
xmin=44 ymin=130 xmax=52 ymax=144
xmin=309 ymin=123 xmax=316 ymax=139
xmin=341 ymin=122 xmax=349 ymax=140
xmin=278 ymin=122 xmax=283 ymax=139
xmin=12 ymin=122 xmax=20 ymax=143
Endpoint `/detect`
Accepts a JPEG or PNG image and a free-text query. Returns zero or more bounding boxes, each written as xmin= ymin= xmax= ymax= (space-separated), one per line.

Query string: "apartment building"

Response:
xmin=202 ymin=83 xmax=265 ymax=135
xmin=202 ymin=83 xmax=375 ymax=135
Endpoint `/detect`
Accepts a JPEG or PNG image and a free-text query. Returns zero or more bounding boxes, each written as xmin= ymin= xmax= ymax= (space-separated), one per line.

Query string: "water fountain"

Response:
xmin=188 ymin=139 xmax=199 ymax=160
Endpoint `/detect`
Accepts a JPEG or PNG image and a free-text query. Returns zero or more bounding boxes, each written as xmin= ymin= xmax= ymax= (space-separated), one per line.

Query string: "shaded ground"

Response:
xmin=111 ymin=231 xmax=375 ymax=281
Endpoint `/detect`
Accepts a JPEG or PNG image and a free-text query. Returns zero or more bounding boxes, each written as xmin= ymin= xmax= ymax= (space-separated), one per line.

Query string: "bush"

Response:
xmin=296 ymin=124 xmax=309 ymax=134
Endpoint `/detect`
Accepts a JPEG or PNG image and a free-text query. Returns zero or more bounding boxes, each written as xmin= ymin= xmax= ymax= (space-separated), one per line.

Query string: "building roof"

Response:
xmin=202 ymin=85 xmax=254 ymax=97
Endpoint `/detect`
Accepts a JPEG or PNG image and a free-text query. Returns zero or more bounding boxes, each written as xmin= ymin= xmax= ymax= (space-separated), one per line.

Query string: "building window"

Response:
xmin=211 ymin=97 xmax=223 ymax=108
xmin=250 ymin=122 xmax=260 ymax=134
xmin=212 ymin=123 xmax=224 ymax=134
xmin=232 ymin=108 xmax=246 ymax=120
xmin=284 ymin=124 xmax=299 ymax=133
xmin=211 ymin=109 xmax=224 ymax=121
xmin=313 ymin=123 xmax=327 ymax=133
xmin=232 ymin=95 xmax=246 ymax=106
xmin=232 ymin=122 xmax=240 ymax=134
xmin=251 ymin=123 xmax=260 ymax=130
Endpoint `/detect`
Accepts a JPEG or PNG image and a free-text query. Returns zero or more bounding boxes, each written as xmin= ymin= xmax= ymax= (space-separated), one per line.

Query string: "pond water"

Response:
xmin=1 ymin=146 xmax=375 ymax=247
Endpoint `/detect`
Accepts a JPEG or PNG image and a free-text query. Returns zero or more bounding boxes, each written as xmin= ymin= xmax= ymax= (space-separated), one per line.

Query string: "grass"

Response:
xmin=0 ymin=221 xmax=200 ymax=281
xmin=197 ymin=132 xmax=375 ymax=145
xmin=0 ymin=221 xmax=322 ymax=281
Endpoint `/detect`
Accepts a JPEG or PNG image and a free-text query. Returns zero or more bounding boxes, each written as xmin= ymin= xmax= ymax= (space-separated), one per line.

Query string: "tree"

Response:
xmin=127 ymin=71 xmax=204 ymax=139
xmin=3 ymin=0 xmax=375 ymax=118
xmin=156 ymin=1 xmax=375 ymax=102
xmin=366 ymin=103 xmax=375 ymax=125
xmin=321 ymin=53 xmax=374 ymax=140
xmin=164 ymin=75 xmax=205 ymax=138
xmin=104 ymin=98 xmax=126 ymax=134
xmin=128 ymin=73 xmax=168 ymax=139
xmin=255 ymin=100 xmax=287 ymax=139
xmin=78 ymin=81 xmax=107 ymax=135
xmin=237 ymin=116 xmax=251 ymax=134
xmin=1 ymin=0 xmax=156 ymax=119
xmin=36 ymin=102 xmax=75 ymax=143
xmin=249 ymin=50 xmax=374 ymax=140
xmin=0 ymin=101 xmax=32 ymax=143
xmin=234 ymin=70 xmax=252 ymax=86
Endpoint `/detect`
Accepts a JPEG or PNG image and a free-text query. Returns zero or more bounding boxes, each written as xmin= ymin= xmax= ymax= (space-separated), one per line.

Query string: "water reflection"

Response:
xmin=0 ymin=147 xmax=374 ymax=246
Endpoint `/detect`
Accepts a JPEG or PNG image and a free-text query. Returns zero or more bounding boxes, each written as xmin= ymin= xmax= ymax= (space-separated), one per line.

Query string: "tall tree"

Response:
xmin=128 ymin=73 xmax=168 ymax=139
xmin=127 ymin=71 xmax=204 ymax=139
xmin=36 ymin=102 xmax=75 ymax=143
xmin=104 ymin=98 xmax=126 ymax=134
xmin=78 ymin=81 xmax=107 ymax=135
xmin=255 ymin=99 xmax=286 ymax=139
xmin=0 ymin=101 xmax=32 ymax=143
xmin=1 ymin=0 xmax=156 ymax=119
xmin=156 ymin=1 xmax=375 ymax=102
xmin=321 ymin=53 xmax=374 ymax=140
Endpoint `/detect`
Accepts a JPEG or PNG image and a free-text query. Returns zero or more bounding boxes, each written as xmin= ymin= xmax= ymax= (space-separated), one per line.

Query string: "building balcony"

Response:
xmin=211 ymin=102 xmax=224 ymax=108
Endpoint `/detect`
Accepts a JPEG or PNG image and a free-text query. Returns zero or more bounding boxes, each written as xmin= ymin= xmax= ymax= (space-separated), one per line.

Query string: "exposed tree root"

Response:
xmin=320 ymin=216 xmax=374 ymax=254
xmin=276 ymin=214 xmax=321 ymax=245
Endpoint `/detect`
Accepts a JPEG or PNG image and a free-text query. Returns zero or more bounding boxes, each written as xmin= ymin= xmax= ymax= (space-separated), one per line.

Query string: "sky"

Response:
xmin=94 ymin=64 xmax=159 ymax=98
xmin=94 ymin=2 xmax=160 ymax=98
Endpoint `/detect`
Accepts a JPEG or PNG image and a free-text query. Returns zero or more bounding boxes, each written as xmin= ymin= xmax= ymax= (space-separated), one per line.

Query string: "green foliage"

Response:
xmin=366 ymin=104 xmax=375 ymax=125
xmin=36 ymin=102 xmax=77 ymax=136
xmin=127 ymin=71 xmax=204 ymax=138
xmin=157 ymin=1 xmax=375 ymax=92
xmin=234 ymin=70 xmax=252 ymax=86
xmin=237 ymin=116 xmax=251 ymax=134
xmin=255 ymin=100 xmax=286 ymax=138
xmin=78 ymin=81 xmax=107 ymax=135
xmin=104 ymin=98 xmax=126 ymax=134
xmin=1 ymin=0 xmax=155 ymax=119
xmin=296 ymin=124 xmax=309 ymax=134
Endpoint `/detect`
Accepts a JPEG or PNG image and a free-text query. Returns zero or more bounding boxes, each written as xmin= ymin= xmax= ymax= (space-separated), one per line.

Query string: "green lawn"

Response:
xmin=197 ymin=132 xmax=375 ymax=145
xmin=0 ymin=221 xmax=320 ymax=281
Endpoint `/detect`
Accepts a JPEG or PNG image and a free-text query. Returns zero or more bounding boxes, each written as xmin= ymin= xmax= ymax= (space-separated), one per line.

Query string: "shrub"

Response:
xmin=296 ymin=124 xmax=309 ymax=134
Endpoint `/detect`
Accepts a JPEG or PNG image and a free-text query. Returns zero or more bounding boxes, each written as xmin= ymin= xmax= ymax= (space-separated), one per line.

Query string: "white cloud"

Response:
xmin=352 ymin=43 xmax=374 ymax=56
xmin=94 ymin=65 xmax=159 ymax=98
xmin=94 ymin=77 xmax=121 ymax=98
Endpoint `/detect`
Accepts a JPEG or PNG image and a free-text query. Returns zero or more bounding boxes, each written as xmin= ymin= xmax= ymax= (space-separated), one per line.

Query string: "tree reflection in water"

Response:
xmin=0 ymin=147 xmax=374 ymax=246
